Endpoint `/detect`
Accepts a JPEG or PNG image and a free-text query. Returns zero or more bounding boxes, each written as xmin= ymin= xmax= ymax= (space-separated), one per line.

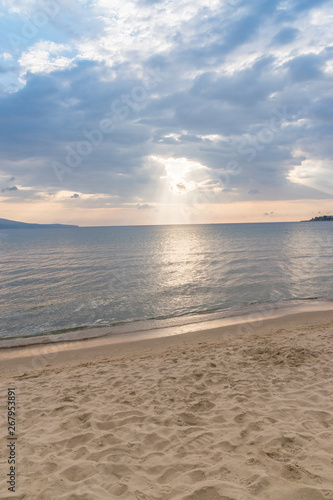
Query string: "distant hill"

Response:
xmin=303 ymin=215 xmax=333 ymax=222
xmin=0 ymin=218 xmax=79 ymax=229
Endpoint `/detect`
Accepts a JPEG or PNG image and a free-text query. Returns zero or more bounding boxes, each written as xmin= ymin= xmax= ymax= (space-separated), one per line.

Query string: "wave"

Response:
xmin=1 ymin=297 xmax=333 ymax=350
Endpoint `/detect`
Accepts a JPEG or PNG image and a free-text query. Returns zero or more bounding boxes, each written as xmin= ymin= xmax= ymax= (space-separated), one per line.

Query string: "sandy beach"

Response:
xmin=1 ymin=309 xmax=333 ymax=500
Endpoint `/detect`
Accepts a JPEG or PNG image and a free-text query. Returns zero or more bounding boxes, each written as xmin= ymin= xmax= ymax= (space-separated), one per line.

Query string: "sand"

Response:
xmin=1 ymin=310 xmax=333 ymax=500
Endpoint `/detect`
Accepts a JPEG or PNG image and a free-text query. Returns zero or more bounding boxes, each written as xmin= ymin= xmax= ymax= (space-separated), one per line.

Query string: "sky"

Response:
xmin=0 ymin=0 xmax=332 ymax=226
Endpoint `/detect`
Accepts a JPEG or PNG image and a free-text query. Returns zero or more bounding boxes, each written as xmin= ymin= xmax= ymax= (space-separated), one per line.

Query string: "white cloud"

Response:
xmin=74 ymin=0 xmax=224 ymax=67
xmin=152 ymin=155 xmax=223 ymax=197
xmin=288 ymin=158 xmax=333 ymax=196
xmin=18 ymin=41 xmax=74 ymax=77
xmin=49 ymin=190 xmax=111 ymax=201
xmin=223 ymin=4 xmax=333 ymax=76
xmin=0 ymin=52 xmax=13 ymax=60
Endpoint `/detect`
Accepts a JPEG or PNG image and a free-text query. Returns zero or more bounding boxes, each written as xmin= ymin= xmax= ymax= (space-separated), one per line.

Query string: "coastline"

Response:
xmin=1 ymin=298 xmax=333 ymax=354
xmin=1 ymin=305 xmax=333 ymax=372
xmin=1 ymin=309 xmax=333 ymax=498
xmin=1 ymin=308 xmax=333 ymax=375
xmin=0 ymin=311 xmax=333 ymax=500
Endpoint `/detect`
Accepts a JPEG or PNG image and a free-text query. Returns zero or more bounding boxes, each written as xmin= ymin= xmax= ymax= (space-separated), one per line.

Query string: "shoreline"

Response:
xmin=1 ymin=298 xmax=333 ymax=352
xmin=1 ymin=307 xmax=333 ymax=498
xmin=2 ymin=307 xmax=333 ymax=374
xmin=2 ymin=298 xmax=332 ymax=351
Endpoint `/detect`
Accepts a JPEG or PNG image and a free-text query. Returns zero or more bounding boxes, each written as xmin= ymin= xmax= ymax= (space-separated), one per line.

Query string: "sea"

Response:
xmin=1 ymin=222 xmax=333 ymax=348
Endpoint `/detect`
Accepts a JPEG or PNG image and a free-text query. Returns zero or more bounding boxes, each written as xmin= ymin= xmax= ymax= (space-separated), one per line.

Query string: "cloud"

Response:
xmin=19 ymin=41 xmax=74 ymax=78
xmin=1 ymin=185 xmax=18 ymax=192
xmin=248 ymin=189 xmax=260 ymax=195
xmin=137 ymin=203 xmax=153 ymax=209
xmin=286 ymin=53 xmax=325 ymax=82
xmin=171 ymin=182 xmax=188 ymax=194
xmin=291 ymin=0 xmax=331 ymax=13
xmin=271 ymin=27 xmax=300 ymax=46
xmin=0 ymin=0 xmax=332 ymax=223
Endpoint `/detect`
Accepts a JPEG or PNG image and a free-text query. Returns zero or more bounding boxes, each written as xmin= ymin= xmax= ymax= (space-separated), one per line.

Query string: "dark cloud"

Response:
xmin=271 ymin=27 xmax=299 ymax=46
xmin=178 ymin=134 xmax=202 ymax=143
xmin=287 ymin=53 xmax=325 ymax=82
xmin=137 ymin=203 xmax=154 ymax=209
xmin=248 ymin=190 xmax=260 ymax=195
xmin=1 ymin=186 xmax=18 ymax=192
xmin=291 ymin=0 xmax=331 ymax=13
xmin=190 ymin=56 xmax=279 ymax=107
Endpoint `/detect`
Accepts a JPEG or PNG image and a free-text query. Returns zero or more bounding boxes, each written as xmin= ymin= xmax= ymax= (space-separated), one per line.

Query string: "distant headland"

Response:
xmin=302 ymin=215 xmax=333 ymax=222
xmin=0 ymin=218 xmax=79 ymax=229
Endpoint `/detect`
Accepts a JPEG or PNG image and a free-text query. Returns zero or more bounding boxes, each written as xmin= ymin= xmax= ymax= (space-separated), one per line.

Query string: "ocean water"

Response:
xmin=1 ymin=222 xmax=333 ymax=346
